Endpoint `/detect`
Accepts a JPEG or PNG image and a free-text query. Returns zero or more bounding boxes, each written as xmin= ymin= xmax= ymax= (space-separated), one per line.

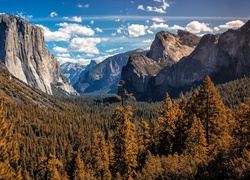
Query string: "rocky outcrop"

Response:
xmin=121 ymin=20 xmax=250 ymax=101
xmin=0 ymin=14 xmax=77 ymax=95
xmin=120 ymin=31 xmax=200 ymax=101
xmin=74 ymin=49 xmax=147 ymax=94
xmin=147 ymin=30 xmax=199 ymax=63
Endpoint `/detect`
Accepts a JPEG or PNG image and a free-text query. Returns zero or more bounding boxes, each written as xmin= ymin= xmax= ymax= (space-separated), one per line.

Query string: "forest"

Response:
xmin=1 ymin=75 xmax=250 ymax=180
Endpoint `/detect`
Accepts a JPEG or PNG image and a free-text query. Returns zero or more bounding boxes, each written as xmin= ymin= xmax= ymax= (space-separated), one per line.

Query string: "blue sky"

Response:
xmin=0 ymin=0 xmax=249 ymax=65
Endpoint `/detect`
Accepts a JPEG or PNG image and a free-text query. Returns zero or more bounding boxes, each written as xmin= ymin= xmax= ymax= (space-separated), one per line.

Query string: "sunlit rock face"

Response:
xmin=0 ymin=14 xmax=77 ymax=95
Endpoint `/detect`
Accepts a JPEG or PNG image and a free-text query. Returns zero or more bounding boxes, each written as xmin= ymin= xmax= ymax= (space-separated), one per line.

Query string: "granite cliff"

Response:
xmin=120 ymin=20 xmax=250 ymax=101
xmin=0 ymin=14 xmax=77 ymax=95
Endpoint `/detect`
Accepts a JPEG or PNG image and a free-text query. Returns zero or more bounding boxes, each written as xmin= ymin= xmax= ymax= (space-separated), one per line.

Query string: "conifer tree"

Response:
xmin=71 ymin=150 xmax=85 ymax=180
xmin=112 ymin=100 xmax=138 ymax=179
xmin=36 ymin=154 xmax=63 ymax=180
xmin=92 ymin=131 xmax=111 ymax=180
xmin=187 ymin=76 xmax=231 ymax=157
xmin=0 ymin=102 xmax=22 ymax=180
xmin=157 ymin=93 xmax=179 ymax=155
xmin=185 ymin=115 xmax=207 ymax=165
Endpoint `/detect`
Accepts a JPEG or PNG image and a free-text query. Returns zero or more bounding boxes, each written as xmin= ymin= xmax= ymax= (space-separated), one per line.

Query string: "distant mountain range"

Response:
xmin=120 ymin=20 xmax=250 ymax=101
xmin=60 ymin=60 xmax=98 ymax=86
xmin=73 ymin=49 xmax=147 ymax=94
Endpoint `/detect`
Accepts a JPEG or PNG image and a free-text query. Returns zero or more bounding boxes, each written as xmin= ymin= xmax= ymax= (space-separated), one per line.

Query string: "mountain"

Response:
xmin=0 ymin=14 xmax=77 ymax=96
xmin=120 ymin=20 xmax=250 ymax=101
xmin=74 ymin=49 xmax=147 ymax=94
xmin=60 ymin=60 xmax=98 ymax=86
xmin=120 ymin=30 xmax=200 ymax=100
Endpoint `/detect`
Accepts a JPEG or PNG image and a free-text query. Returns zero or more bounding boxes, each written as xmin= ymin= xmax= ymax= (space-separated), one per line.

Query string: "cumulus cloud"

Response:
xmin=152 ymin=17 xmax=165 ymax=22
xmin=217 ymin=20 xmax=245 ymax=29
xmin=137 ymin=5 xmax=145 ymax=10
xmin=95 ymin=27 xmax=103 ymax=33
xmin=128 ymin=24 xmax=148 ymax=37
xmin=16 ymin=12 xmax=33 ymax=21
xmin=185 ymin=21 xmax=213 ymax=34
xmin=90 ymin=20 xmax=94 ymax=24
xmin=68 ymin=37 xmax=103 ymax=54
xmin=37 ymin=25 xmax=70 ymax=41
xmin=57 ymin=22 xmax=95 ymax=36
xmin=138 ymin=0 xmax=170 ymax=13
xmin=50 ymin=12 xmax=58 ymax=18
xmin=106 ymin=47 xmax=123 ymax=53
xmin=56 ymin=53 xmax=71 ymax=57
xmin=63 ymin=16 xmax=82 ymax=23
xmin=150 ymin=22 xmax=169 ymax=30
xmin=53 ymin=46 xmax=68 ymax=53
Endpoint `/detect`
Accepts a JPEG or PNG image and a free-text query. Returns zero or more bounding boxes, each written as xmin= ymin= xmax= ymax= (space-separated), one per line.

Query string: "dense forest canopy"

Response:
xmin=0 ymin=75 xmax=250 ymax=179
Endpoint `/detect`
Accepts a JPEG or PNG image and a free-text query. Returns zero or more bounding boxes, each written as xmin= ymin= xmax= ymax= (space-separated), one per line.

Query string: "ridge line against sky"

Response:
xmin=0 ymin=0 xmax=250 ymax=65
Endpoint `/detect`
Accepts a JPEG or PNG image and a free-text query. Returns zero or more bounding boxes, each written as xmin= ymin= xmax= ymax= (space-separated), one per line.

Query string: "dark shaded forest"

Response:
xmin=1 ymin=74 xmax=250 ymax=179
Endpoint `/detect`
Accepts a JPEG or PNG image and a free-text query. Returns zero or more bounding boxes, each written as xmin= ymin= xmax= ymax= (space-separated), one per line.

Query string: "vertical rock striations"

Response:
xmin=0 ymin=14 xmax=77 ymax=95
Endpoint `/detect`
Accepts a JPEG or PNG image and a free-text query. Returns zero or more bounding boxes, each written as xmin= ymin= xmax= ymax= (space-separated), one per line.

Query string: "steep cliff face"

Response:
xmin=147 ymin=30 xmax=199 ymax=63
xmin=74 ymin=49 xmax=147 ymax=94
xmin=0 ymin=14 xmax=77 ymax=95
xmin=121 ymin=20 xmax=250 ymax=101
xmin=120 ymin=30 xmax=200 ymax=101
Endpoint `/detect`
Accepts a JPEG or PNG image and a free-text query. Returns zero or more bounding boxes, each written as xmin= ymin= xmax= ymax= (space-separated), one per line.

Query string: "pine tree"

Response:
xmin=92 ymin=131 xmax=111 ymax=180
xmin=174 ymin=93 xmax=190 ymax=154
xmin=36 ymin=154 xmax=63 ymax=180
xmin=71 ymin=150 xmax=85 ymax=180
xmin=187 ymin=76 xmax=231 ymax=157
xmin=112 ymin=101 xmax=138 ymax=179
xmin=185 ymin=115 xmax=207 ymax=165
xmin=157 ymin=93 xmax=179 ymax=155
xmin=0 ymin=102 xmax=22 ymax=180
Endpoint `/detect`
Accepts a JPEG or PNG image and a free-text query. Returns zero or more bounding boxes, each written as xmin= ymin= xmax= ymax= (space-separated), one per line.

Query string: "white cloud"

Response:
xmin=95 ymin=27 xmax=103 ymax=33
xmin=138 ymin=0 xmax=169 ymax=14
xmin=217 ymin=20 xmax=245 ymax=29
xmin=90 ymin=20 xmax=94 ymax=24
xmin=37 ymin=25 xmax=70 ymax=41
xmin=53 ymin=46 xmax=68 ymax=53
xmin=106 ymin=47 xmax=123 ymax=53
xmin=68 ymin=37 xmax=103 ymax=54
xmin=56 ymin=53 xmax=70 ymax=57
xmin=147 ymin=29 xmax=154 ymax=34
xmin=84 ymin=4 xmax=89 ymax=8
xmin=137 ymin=5 xmax=145 ymax=10
xmin=170 ymin=24 xmax=185 ymax=31
xmin=117 ymin=27 xmax=123 ymax=34
xmin=152 ymin=17 xmax=165 ymax=22
xmin=57 ymin=56 xmax=90 ymax=65
xmin=63 ymin=16 xmax=82 ymax=23
xmin=185 ymin=21 xmax=213 ymax=34
xmin=115 ymin=19 xmax=121 ymax=22
xmin=143 ymin=39 xmax=153 ymax=43
xmin=57 ymin=22 xmax=95 ymax=36
xmin=16 ymin=12 xmax=33 ymax=21
xmin=50 ymin=12 xmax=58 ymax=18
xmin=77 ymin=3 xmax=83 ymax=8
xmin=150 ymin=22 xmax=169 ymax=30
xmin=128 ymin=24 xmax=148 ymax=37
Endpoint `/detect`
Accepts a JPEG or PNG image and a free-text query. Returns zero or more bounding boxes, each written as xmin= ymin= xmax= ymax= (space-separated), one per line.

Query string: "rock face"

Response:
xmin=74 ymin=49 xmax=147 ymax=94
xmin=147 ymin=30 xmax=200 ymax=63
xmin=121 ymin=20 xmax=250 ymax=101
xmin=0 ymin=14 xmax=77 ymax=95
xmin=120 ymin=31 xmax=200 ymax=100
xmin=60 ymin=60 xmax=98 ymax=86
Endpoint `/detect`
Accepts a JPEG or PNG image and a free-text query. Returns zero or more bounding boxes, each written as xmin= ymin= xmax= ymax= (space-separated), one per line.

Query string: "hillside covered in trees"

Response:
xmin=1 ymin=69 xmax=250 ymax=179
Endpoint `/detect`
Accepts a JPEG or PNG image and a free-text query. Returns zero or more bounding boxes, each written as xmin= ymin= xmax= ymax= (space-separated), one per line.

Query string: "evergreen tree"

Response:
xmin=0 ymin=102 xmax=22 ymax=180
xmin=157 ymin=93 xmax=179 ymax=155
xmin=71 ymin=150 xmax=85 ymax=180
xmin=187 ymin=76 xmax=231 ymax=157
xmin=92 ymin=131 xmax=111 ymax=180
xmin=185 ymin=115 xmax=207 ymax=165
xmin=112 ymin=101 xmax=138 ymax=179
xmin=36 ymin=154 xmax=63 ymax=180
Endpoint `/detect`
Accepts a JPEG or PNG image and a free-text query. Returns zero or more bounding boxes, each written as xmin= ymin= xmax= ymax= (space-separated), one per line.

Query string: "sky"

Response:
xmin=0 ymin=0 xmax=249 ymax=65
